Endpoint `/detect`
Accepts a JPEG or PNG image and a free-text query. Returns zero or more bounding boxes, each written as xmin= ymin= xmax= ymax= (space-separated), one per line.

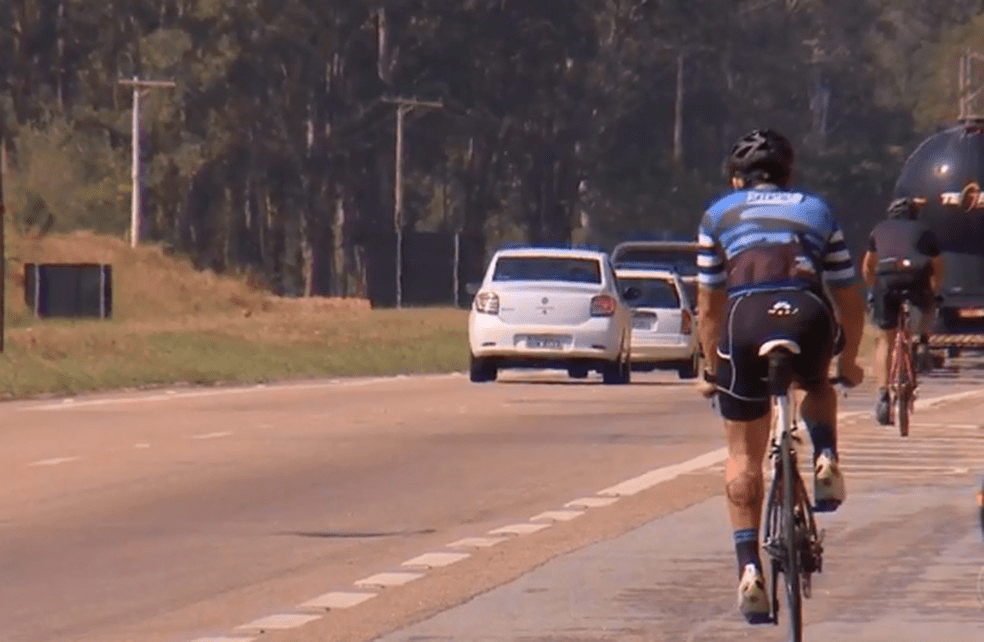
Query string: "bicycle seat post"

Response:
xmin=768 ymin=349 xmax=795 ymax=398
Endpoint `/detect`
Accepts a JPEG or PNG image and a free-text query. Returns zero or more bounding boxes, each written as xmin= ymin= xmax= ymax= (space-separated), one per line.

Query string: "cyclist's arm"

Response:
xmin=860 ymin=230 xmax=878 ymax=288
xmin=696 ymin=221 xmax=726 ymax=373
xmin=829 ymin=283 xmax=865 ymax=363
xmin=697 ymin=286 xmax=725 ymax=372
xmin=860 ymin=249 xmax=878 ymax=289
xmin=823 ymin=221 xmax=864 ymax=362
xmin=924 ymin=230 xmax=944 ymax=295
xmin=929 ymin=255 xmax=944 ymax=294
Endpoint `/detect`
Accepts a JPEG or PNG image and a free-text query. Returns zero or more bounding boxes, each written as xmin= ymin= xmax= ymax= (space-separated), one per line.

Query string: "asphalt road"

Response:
xmin=1 ymin=360 xmax=982 ymax=642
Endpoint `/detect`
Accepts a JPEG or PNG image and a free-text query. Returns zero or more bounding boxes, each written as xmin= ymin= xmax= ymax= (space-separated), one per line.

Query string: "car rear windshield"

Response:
xmin=618 ymin=276 xmax=680 ymax=308
xmin=492 ymin=256 xmax=602 ymax=283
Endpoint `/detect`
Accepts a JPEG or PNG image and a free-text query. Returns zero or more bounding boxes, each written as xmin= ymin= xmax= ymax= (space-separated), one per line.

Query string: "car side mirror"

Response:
xmin=622 ymin=286 xmax=641 ymax=301
xmin=465 ymin=282 xmax=480 ymax=296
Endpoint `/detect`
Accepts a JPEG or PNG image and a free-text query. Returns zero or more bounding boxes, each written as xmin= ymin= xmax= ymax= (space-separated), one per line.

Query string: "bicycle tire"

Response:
xmin=764 ymin=471 xmax=781 ymax=625
xmin=897 ymin=387 xmax=910 ymax=437
xmin=780 ymin=429 xmax=804 ymax=641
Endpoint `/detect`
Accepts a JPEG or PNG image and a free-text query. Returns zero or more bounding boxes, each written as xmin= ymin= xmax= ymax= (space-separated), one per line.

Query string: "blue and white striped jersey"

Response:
xmin=697 ymin=186 xmax=856 ymax=292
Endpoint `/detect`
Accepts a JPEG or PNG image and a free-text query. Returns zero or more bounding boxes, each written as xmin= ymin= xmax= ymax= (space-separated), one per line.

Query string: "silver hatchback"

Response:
xmin=615 ymin=265 xmax=701 ymax=379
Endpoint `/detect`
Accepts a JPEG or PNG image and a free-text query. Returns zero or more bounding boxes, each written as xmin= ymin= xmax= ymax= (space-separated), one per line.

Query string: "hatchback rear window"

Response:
xmin=618 ymin=276 xmax=680 ymax=308
xmin=492 ymin=257 xmax=602 ymax=283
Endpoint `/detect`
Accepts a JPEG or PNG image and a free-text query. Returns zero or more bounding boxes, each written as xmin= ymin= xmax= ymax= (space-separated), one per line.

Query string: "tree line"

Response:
xmin=2 ymin=0 xmax=982 ymax=297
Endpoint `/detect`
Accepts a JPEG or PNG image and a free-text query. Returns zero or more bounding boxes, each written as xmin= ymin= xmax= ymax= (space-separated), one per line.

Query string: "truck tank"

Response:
xmin=894 ymin=118 xmax=984 ymax=351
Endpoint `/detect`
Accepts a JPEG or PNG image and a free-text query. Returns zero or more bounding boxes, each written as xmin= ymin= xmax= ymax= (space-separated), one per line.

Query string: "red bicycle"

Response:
xmin=886 ymin=293 xmax=917 ymax=437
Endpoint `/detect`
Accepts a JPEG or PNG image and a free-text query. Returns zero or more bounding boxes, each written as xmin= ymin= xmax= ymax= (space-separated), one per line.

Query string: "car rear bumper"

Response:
xmin=629 ymin=334 xmax=696 ymax=363
xmin=468 ymin=314 xmax=624 ymax=362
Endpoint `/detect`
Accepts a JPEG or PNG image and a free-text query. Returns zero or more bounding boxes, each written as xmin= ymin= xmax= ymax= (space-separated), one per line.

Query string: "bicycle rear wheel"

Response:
xmin=896 ymin=386 xmax=910 ymax=437
xmin=780 ymin=430 xmax=804 ymax=641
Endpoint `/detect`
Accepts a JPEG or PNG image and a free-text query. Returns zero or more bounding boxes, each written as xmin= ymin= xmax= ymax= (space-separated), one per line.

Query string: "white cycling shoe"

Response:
xmin=814 ymin=448 xmax=845 ymax=513
xmin=738 ymin=563 xmax=772 ymax=624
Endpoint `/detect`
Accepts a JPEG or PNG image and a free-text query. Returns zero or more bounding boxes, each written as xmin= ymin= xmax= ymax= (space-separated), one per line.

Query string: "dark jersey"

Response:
xmin=867 ymin=219 xmax=941 ymax=263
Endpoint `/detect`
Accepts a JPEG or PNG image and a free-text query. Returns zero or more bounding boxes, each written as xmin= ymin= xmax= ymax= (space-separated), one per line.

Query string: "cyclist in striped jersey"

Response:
xmin=693 ymin=129 xmax=866 ymax=624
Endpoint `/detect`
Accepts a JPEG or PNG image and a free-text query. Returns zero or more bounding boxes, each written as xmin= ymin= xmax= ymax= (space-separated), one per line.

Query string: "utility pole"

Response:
xmin=657 ymin=44 xmax=711 ymax=173
xmin=0 ymin=137 xmax=5 ymax=353
xmin=959 ymin=50 xmax=984 ymax=119
xmin=118 ymin=76 xmax=176 ymax=248
xmin=383 ymin=96 xmax=443 ymax=309
xmin=673 ymin=50 xmax=684 ymax=168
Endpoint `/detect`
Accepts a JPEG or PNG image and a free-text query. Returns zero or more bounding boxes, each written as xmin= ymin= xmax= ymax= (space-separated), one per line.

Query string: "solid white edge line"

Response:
xmin=23 ymin=373 xmax=463 ymax=411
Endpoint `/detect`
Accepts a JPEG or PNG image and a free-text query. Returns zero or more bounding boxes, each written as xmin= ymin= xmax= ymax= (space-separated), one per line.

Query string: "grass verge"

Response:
xmin=0 ymin=306 xmax=470 ymax=400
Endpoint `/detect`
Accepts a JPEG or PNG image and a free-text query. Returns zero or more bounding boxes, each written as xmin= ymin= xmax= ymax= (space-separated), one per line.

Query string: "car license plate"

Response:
xmin=958 ymin=308 xmax=984 ymax=319
xmin=526 ymin=335 xmax=565 ymax=350
xmin=632 ymin=318 xmax=653 ymax=330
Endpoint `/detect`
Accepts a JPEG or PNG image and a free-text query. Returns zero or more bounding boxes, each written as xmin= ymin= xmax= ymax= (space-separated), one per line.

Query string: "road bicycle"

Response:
xmin=759 ymin=340 xmax=829 ymax=642
xmin=886 ymin=293 xmax=918 ymax=437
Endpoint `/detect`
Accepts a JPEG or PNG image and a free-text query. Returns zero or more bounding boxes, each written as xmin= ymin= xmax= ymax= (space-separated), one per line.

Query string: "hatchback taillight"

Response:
xmin=475 ymin=291 xmax=499 ymax=315
xmin=681 ymin=309 xmax=693 ymax=335
xmin=591 ymin=294 xmax=617 ymax=316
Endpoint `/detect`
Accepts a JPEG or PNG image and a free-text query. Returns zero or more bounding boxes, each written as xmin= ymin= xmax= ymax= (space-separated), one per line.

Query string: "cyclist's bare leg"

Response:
xmin=725 ymin=415 xmax=771 ymax=573
xmin=796 ymin=378 xmax=846 ymax=510
xmin=797 ymin=379 xmax=838 ymax=458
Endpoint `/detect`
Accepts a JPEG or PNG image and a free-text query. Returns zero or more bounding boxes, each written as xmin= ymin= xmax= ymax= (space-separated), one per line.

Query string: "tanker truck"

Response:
xmin=893 ymin=117 xmax=984 ymax=360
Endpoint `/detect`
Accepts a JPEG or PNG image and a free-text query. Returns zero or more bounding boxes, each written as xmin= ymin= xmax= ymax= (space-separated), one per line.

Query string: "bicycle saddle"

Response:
xmin=758 ymin=339 xmax=801 ymax=356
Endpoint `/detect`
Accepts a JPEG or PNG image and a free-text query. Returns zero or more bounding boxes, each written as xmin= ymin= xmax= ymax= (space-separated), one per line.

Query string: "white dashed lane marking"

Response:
xmin=28 ymin=456 xmax=80 ymax=467
xmin=446 ymin=536 xmax=508 ymax=549
xmin=354 ymin=572 xmax=424 ymax=588
xmin=297 ymin=591 xmax=376 ymax=611
xmin=235 ymin=613 xmax=322 ymax=632
xmin=531 ymin=509 xmax=584 ymax=522
xmin=191 ymin=431 xmax=232 ymax=440
xmin=401 ymin=552 xmax=471 ymax=569
xmin=566 ymin=496 xmax=620 ymax=508
xmin=488 ymin=522 xmax=551 ymax=536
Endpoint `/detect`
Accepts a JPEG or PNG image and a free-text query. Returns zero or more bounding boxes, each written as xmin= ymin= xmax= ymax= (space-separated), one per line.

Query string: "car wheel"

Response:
xmin=678 ymin=351 xmax=700 ymax=379
xmin=620 ymin=354 xmax=632 ymax=383
xmin=568 ymin=365 xmax=589 ymax=379
xmin=469 ymin=355 xmax=497 ymax=383
xmin=603 ymin=341 xmax=631 ymax=385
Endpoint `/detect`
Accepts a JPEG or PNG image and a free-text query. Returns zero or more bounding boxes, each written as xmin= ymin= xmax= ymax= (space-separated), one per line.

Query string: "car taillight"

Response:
xmin=681 ymin=309 xmax=692 ymax=335
xmin=591 ymin=294 xmax=617 ymax=316
xmin=475 ymin=291 xmax=499 ymax=314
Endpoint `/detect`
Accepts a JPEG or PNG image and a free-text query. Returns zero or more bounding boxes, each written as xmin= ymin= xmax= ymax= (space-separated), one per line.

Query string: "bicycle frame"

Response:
xmin=761 ymin=349 xmax=823 ymax=641
xmin=887 ymin=298 xmax=917 ymax=435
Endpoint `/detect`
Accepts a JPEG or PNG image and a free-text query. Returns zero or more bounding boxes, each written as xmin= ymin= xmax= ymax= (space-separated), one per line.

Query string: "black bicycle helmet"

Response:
xmin=886 ymin=196 xmax=919 ymax=220
xmin=727 ymin=129 xmax=795 ymax=186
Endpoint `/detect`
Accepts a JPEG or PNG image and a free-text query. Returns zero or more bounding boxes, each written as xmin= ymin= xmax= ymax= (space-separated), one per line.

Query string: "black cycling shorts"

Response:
xmin=871 ymin=277 xmax=934 ymax=330
xmin=715 ymin=288 xmax=838 ymax=421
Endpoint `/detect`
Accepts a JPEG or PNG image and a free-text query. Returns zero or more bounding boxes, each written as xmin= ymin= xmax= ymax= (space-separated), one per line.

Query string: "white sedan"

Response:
xmin=614 ymin=264 xmax=701 ymax=379
xmin=467 ymin=247 xmax=633 ymax=384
